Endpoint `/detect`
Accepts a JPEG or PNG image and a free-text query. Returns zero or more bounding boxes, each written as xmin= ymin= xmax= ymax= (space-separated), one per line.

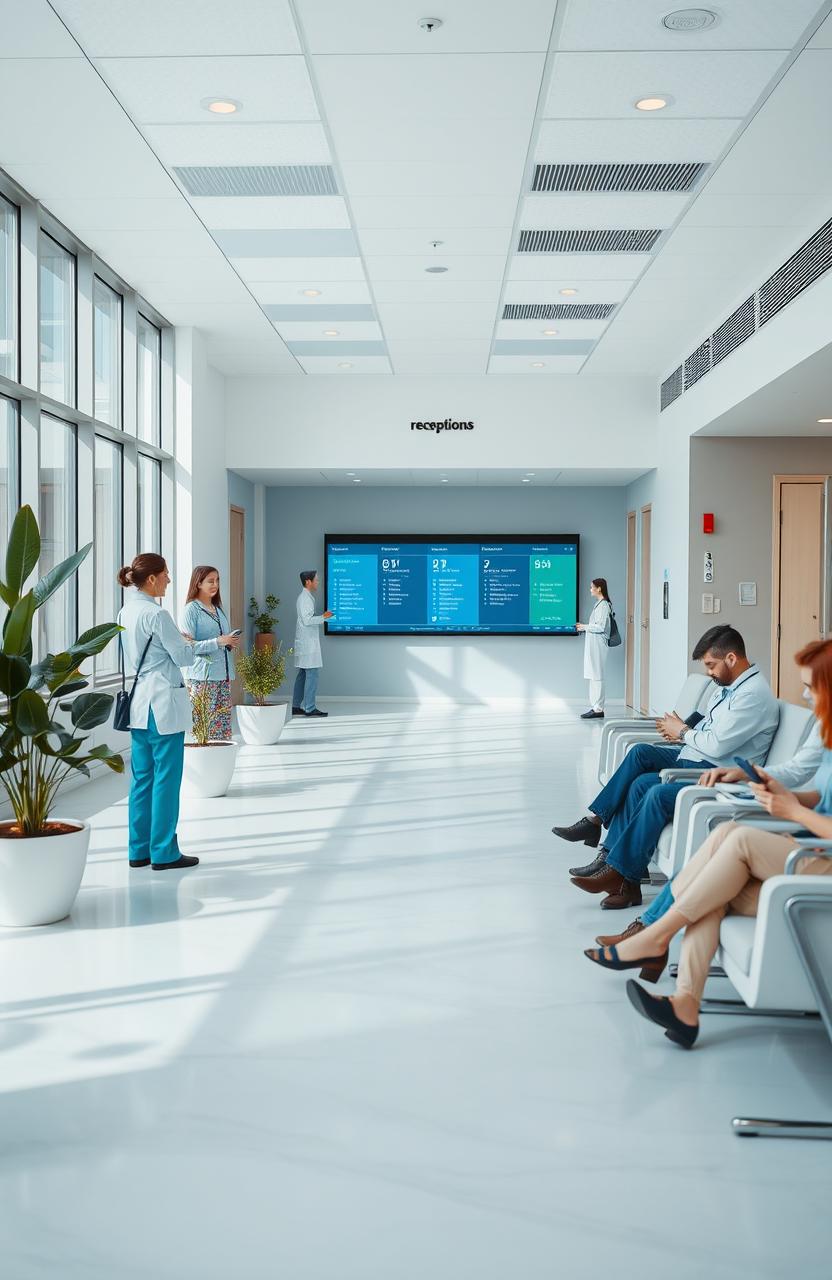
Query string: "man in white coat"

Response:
xmin=292 ymin=569 xmax=334 ymax=717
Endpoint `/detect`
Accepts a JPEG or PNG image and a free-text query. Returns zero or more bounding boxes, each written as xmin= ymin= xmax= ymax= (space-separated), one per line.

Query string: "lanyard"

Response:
xmin=198 ymin=603 xmax=229 ymax=681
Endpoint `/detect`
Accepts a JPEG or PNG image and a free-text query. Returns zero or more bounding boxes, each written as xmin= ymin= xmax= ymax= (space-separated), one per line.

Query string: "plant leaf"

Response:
xmin=14 ymin=688 xmax=51 ymax=735
xmin=0 ymin=654 xmax=30 ymax=700
xmin=0 ymin=579 xmax=16 ymax=609
xmin=70 ymin=691 xmax=115 ymax=730
xmin=61 ymin=758 xmax=91 ymax=778
xmin=2 ymin=591 xmax=36 ymax=656
xmin=32 ymin=543 xmax=91 ymax=609
xmin=4 ymin=506 xmax=40 ymax=598
xmin=67 ymin=623 xmax=123 ymax=659
xmin=54 ymin=680 xmax=89 ymax=699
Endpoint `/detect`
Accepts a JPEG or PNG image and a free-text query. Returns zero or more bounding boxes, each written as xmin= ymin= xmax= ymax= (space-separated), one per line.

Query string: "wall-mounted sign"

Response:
xmin=410 ymin=419 xmax=475 ymax=433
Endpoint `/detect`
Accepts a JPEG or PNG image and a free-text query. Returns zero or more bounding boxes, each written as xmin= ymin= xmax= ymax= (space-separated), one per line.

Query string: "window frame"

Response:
xmin=38 ymin=228 xmax=78 ymax=410
xmin=93 ymin=273 xmax=124 ymax=430
xmin=38 ymin=412 xmax=79 ymax=654
xmin=0 ymin=192 xmax=20 ymax=385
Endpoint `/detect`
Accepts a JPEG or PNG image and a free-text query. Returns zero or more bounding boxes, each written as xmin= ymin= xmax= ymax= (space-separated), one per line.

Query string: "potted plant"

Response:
xmin=0 ymin=506 xmax=124 ymax=927
xmin=236 ymin=643 xmax=289 ymax=745
xmin=182 ymin=683 xmax=239 ymax=798
xmin=248 ymin=593 xmax=280 ymax=650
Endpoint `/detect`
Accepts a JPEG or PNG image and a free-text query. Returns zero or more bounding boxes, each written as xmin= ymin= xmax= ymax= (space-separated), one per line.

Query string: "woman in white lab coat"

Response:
xmin=576 ymin=577 xmax=613 ymax=720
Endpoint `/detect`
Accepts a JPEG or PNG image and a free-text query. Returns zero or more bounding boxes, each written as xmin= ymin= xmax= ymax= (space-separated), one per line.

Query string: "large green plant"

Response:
xmin=248 ymin=593 xmax=280 ymax=634
xmin=0 ymin=506 xmax=125 ymax=835
xmin=236 ymin=643 xmax=288 ymax=706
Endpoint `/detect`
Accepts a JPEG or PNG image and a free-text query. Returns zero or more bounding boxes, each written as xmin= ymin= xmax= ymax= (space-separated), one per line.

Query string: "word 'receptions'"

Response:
xmin=411 ymin=419 xmax=475 ymax=433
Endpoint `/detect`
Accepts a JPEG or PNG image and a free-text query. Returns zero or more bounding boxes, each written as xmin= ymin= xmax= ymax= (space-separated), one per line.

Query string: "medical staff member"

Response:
xmin=576 ymin=577 xmax=613 ymax=720
xmin=292 ymin=569 xmax=333 ymax=717
xmin=118 ymin=554 xmax=239 ymax=870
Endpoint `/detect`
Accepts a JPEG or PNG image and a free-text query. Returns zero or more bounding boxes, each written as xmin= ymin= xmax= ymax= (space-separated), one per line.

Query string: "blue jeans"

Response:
xmin=129 ymin=709 xmax=185 ymax=865
xmin=642 ymin=880 xmax=674 ymax=925
xmin=293 ymin=667 xmax=319 ymax=713
xmin=590 ymin=743 xmax=715 ymax=883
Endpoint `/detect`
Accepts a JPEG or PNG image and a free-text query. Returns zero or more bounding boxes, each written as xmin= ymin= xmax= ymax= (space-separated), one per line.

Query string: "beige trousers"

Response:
xmin=672 ymin=821 xmax=832 ymax=1002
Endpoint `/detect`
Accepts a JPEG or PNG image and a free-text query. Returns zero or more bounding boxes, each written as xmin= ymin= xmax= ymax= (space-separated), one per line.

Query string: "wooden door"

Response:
xmin=229 ymin=505 xmax=245 ymax=705
xmin=773 ymin=477 xmax=825 ymax=703
xmin=625 ymin=510 xmax=636 ymax=708
xmin=639 ymin=505 xmax=652 ymax=714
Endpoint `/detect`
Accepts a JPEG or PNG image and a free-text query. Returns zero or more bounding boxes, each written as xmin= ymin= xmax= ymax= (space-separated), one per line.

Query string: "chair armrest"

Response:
xmin=659 ymin=767 xmax=706 ymax=782
xmin=786 ymin=843 xmax=832 ymax=875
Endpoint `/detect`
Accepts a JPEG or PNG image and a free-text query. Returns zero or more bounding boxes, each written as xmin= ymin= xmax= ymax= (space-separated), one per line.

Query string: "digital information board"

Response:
xmin=324 ymin=535 xmax=579 ymax=636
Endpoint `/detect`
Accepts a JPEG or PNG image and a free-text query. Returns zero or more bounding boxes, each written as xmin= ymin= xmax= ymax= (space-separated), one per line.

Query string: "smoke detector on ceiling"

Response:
xmin=662 ymin=8 xmax=719 ymax=32
xmin=418 ymin=17 xmax=443 ymax=33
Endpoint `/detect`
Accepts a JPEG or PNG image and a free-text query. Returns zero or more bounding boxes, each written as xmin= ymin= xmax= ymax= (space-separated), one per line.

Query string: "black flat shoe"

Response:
xmin=291 ymin=706 xmax=304 ymax=715
xmin=626 ymin=980 xmax=699 ymax=1048
xmin=580 ymin=709 xmax=604 ymax=720
xmin=129 ymin=858 xmax=150 ymax=868
xmin=569 ymin=850 xmax=607 ymax=877
xmin=583 ymin=943 xmax=668 ymax=984
xmin=152 ymin=854 xmax=200 ymax=871
xmin=305 ymin=708 xmax=328 ymax=717
xmin=551 ymin=817 xmax=601 ymax=846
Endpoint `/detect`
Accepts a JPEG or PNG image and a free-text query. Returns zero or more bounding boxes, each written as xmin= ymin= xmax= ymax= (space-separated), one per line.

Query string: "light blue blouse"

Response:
xmin=180 ymin=600 xmax=235 ymax=683
xmin=813 ymin=747 xmax=832 ymax=815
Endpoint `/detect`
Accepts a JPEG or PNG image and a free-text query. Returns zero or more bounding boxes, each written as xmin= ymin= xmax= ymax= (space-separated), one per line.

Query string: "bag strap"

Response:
xmin=197 ymin=602 xmax=230 ymax=681
xmin=119 ymin=631 xmax=153 ymax=698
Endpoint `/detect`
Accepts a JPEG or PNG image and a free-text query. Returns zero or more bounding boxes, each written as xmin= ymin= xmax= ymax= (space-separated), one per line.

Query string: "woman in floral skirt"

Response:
xmin=181 ymin=566 xmax=238 ymax=740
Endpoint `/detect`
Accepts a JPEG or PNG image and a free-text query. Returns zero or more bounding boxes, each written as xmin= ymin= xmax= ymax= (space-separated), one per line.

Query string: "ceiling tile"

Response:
xmin=194 ymin=196 xmax=350 ymax=231
xmin=387 ymin=341 xmax=490 ymax=374
xmin=350 ymin=195 xmax=517 ymax=230
xmin=234 ymin=257 xmax=366 ymax=282
xmin=143 ymin=122 xmax=331 ymax=167
xmin=297 ymin=1 xmax=557 ymax=54
xmin=558 ymin=0 xmax=824 ymax=52
xmin=204 ymin=339 xmax=303 ymax=376
xmin=358 ymin=228 xmax=512 ymax=257
xmin=37 ymin=196 xmax=199 ymax=232
xmin=377 ymin=302 xmax=495 ymax=341
xmin=509 ymin=253 xmax=651 ymax=280
xmin=340 ymin=157 xmax=527 ymax=198
xmin=295 ymin=356 xmax=392 ymax=375
xmin=808 ymin=12 xmax=832 ymax=47
xmin=53 ymin=0 xmax=302 ymax=55
xmin=522 ymin=192 xmax=689 ymax=230
xmin=504 ymin=279 xmax=632 ymax=304
xmin=488 ymin=354 xmax=588 ymax=374
xmin=251 ymin=282 xmax=372 ymax=305
xmin=0 ymin=0 xmax=84 ymax=55
xmin=273 ymin=321 xmax=383 ymax=342
xmin=534 ymin=117 xmax=742 ymax=163
xmin=264 ymin=303 xmax=375 ymax=320
xmin=493 ymin=339 xmax=595 ymax=356
xmin=287 ymin=340 xmax=386 ymax=357
xmin=497 ymin=319 xmax=610 ymax=341
xmin=213 ymin=229 xmax=359 ymax=256
xmin=370 ymin=278 xmax=503 ymax=304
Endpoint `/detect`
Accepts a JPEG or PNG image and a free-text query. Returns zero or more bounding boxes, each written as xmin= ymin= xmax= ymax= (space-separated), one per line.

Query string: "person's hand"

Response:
xmin=749 ymin=767 xmax=788 ymax=798
xmin=323 ymin=610 xmax=334 ymax=619
xmin=699 ymin=766 xmax=741 ymax=787
xmin=219 ymin=633 xmax=240 ymax=649
xmin=181 ymin=631 xmax=195 ymax=642
xmin=657 ymin=712 xmax=686 ymax=742
xmin=575 ymin=623 xmax=586 ymax=631
xmin=753 ymin=785 xmax=804 ymax=821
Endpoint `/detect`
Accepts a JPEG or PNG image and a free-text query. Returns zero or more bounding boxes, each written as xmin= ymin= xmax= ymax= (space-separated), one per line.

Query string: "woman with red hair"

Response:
xmin=583 ymin=638 xmax=832 ymax=1047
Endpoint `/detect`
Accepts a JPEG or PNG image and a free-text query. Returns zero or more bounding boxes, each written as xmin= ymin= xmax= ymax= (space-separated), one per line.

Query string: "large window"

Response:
xmin=39 ymin=232 xmax=76 ymax=407
xmin=38 ymin=414 xmax=77 ymax=654
xmin=94 ymin=436 xmax=123 ymax=676
xmin=137 ymin=453 xmax=161 ymax=553
xmin=0 ymin=195 xmax=17 ymax=381
xmin=137 ymin=313 xmax=161 ymax=444
xmin=0 ymin=396 xmax=19 ymax=563
xmin=93 ymin=276 xmax=122 ymax=427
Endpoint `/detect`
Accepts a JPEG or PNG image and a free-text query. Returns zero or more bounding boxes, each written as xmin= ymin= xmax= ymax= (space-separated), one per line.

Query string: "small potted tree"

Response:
xmin=236 ymin=643 xmax=289 ymax=745
xmin=248 ymin=594 xmax=280 ymax=650
xmin=0 ymin=506 xmax=124 ymax=927
xmin=182 ymin=683 xmax=239 ymax=798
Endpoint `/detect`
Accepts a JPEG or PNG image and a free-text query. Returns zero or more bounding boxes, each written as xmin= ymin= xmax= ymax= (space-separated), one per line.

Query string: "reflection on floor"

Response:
xmin=0 ymin=704 xmax=829 ymax=1278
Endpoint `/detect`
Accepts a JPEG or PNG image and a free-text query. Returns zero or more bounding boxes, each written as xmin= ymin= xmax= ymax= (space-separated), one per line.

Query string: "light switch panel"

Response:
xmin=702 ymin=593 xmax=714 ymax=614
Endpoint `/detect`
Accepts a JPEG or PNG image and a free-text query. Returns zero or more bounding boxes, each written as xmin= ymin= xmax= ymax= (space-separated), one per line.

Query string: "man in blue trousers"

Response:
xmin=552 ymin=625 xmax=779 ymax=909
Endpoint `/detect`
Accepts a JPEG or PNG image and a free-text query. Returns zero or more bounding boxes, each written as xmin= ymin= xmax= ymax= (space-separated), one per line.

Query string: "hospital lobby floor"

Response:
xmin=0 ymin=703 xmax=829 ymax=1279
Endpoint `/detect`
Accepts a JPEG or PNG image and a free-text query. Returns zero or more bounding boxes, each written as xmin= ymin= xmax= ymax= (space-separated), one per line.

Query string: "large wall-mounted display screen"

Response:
xmin=324 ymin=535 xmax=579 ymax=636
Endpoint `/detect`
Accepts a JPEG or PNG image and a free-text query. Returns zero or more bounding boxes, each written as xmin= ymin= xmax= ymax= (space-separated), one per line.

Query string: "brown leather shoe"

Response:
xmin=596 ymin=918 xmax=645 ymax=947
xmin=601 ymin=881 xmax=642 ymax=910
xmin=570 ymin=865 xmax=625 ymax=895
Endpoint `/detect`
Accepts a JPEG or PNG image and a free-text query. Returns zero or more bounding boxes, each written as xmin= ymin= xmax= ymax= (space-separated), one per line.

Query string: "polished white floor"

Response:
xmin=0 ymin=704 xmax=830 ymax=1278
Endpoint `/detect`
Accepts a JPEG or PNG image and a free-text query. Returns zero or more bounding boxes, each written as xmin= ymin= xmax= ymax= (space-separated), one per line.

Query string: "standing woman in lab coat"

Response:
xmin=576 ymin=577 xmax=613 ymax=720
xmin=118 ymin=554 xmax=240 ymax=870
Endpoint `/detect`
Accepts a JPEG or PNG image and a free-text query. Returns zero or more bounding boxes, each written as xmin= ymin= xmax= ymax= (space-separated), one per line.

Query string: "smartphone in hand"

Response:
xmin=733 ymin=756 xmax=760 ymax=782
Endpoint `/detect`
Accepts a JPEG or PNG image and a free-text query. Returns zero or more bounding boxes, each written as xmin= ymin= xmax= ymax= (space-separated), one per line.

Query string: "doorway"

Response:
xmin=639 ymin=505 xmax=652 ymax=714
xmin=229 ymin=504 xmax=245 ymax=705
xmin=772 ymin=476 xmax=827 ymax=704
xmin=625 ymin=510 xmax=636 ymax=708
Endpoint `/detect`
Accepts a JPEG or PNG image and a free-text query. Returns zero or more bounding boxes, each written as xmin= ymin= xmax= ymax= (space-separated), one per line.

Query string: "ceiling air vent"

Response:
xmin=758 ymin=217 xmax=832 ymax=326
xmin=532 ymin=161 xmax=707 ymax=194
xmin=502 ymin=303 xmax=615 ymax=321
xmin=660 ymin=366 xmax=683 ymax=411
xmin=518 ymin=228 xmax=661 ymax=254
xmin=684 ymin=338 xmax=711 ymax=390
xmin=711 ymin=295 xmax=755 ymax=367
xmin=173 ymin=164 xmax=338 ymax=198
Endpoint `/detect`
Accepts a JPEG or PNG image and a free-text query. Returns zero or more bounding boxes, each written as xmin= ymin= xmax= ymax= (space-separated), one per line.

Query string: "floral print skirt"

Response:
xmin=187 ymin=678 xmax=233 ymax=741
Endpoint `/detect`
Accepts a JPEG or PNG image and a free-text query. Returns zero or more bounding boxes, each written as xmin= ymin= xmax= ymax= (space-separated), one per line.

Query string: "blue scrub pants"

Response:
xmin=293 ymin=667 xmax=319 ymax=713
xmin=129 ymin=709 xmax=185 ymax=865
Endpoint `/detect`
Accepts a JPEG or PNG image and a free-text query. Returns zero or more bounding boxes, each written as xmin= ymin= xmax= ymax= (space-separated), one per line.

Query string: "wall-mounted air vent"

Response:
xmin=173 ymin=164 xmax=338 ymax=197
xmin=518 ymin=228 xmax=661 ymax=254
xmin=711 ymin=296 xmax=755 ymax=367
xmin=502 ymin=303 xmax=615 ymax=321
xmin=659 ymin=216 xmax=832 ymax=411
xmin=531 ymin=161 xmax=707 ymax=194
xmin=660 ymin=366 xmax=683 ymax=410
xmin=758 ymin=217 xmax=832 ymax=326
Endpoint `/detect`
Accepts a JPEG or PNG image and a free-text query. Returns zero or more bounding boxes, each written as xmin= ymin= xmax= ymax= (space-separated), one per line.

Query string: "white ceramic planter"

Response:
xmin=0 ymin=820 xmax=90 ymax=927
xmin=236 ymin=702 xmax=286 ymax=746
xmin=182 ymin=740 xmax=238 ymax=798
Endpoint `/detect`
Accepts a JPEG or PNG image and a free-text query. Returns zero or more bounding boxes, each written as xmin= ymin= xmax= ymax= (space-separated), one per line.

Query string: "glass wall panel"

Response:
xmin=137 ymin=453 xmax=161 ymax=554
xmin=0 ymin=396 xmax=19 ymax=566
xmin=39 ymin=415 xmax=77 ymax=654
xmin=93 ymin=276 xmax=122 ymax=427
xmin=0 ymin=195 xmax=18 ymax=381
xmin=137 ymin=313 xmax=161 ymax=444
xmin=94 ymin=435 xmax=123 ymax=676
xmin=39 ymin=232 xmax=76 ymax=406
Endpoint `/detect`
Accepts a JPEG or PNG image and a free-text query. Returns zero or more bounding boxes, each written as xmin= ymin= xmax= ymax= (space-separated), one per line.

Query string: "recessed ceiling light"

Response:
xmin=542 ymin=328 xmax=558 ymax=336
xmin=522 ymin=478 xmax=532 ymax=483
xmin=818 ymin=418 xmax=832 ymax=423
xmin=559 ymin=288 xmax=578 ymax=297
xmin=301 ymin=288 xmax=321 ymax=297
xmin=201 ymin=97 xmax=241 ymax=114
xmin=352 ymin=478 xmax=362 ymax=483
xmin=531 ymin=362 xmax=545 ymax=368
xmin=526 ymin=472 xmax=536 ymax=476
xmin=323 ymin=329 xmax=339 ymax=336
xmin=441 ymin=478 xmax=449 ymax=483
xmin=338 ymin=362 xmax=353 ymax=369
xmin=346 ymin=471 xmax=355 ymax=476
xmin=662 ymin=9 xmax=718 ymax=33
xmin=425 ymin=266 xmax=448 ymax=273
xmin=635 ymin=95 xmax=671 ymax=112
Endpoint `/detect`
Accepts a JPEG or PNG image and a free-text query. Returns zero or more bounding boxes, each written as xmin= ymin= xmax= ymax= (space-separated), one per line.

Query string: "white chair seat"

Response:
xmin=718 ymin=917 xmax=755 ymax=976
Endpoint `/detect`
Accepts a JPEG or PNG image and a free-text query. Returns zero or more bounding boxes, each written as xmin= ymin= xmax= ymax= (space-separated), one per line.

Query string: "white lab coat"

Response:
xmin=583 ymin=599 xmax=612 ymax=681
xmin=294 ymin=587 xmax=326 ymax=669
xmin=119 ymin=588 xmax=219 ymax=734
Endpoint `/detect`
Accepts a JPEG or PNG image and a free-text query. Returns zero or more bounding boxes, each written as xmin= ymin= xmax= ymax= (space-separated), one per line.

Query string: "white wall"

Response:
xmin=175 ymin=328 xmax=230 ymax=598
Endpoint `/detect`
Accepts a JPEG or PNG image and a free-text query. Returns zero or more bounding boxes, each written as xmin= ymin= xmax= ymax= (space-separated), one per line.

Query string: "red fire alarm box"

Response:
xmin=703 ymin=513 xmax=715 ymax=535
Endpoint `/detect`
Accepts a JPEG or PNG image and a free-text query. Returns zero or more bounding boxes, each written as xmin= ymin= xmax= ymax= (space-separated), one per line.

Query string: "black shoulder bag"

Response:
xmin=114 ymin=633 xmax=153 ymax=732
xmin=605 ymin=608 xmax=622 ymax=649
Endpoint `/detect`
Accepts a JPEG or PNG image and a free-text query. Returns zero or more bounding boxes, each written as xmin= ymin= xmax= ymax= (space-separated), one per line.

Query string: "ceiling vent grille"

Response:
xmin=660 ymin=366 xmax=683 ymax=410
xmin=531 ymin=161 xmax=707 ymax=194
xmin=684 ymin=338 xmax=711 ymax=390
xmin=502 ymin=302 xmax=615 ymax=321
xmin=518 ymin=228 xmax=661 ymax=254
xmin=758 ymin=217 xmax=832 ymax=326
xmin=173 ymin=164 xmax=338 ymax=198
xmin=711 ymin=296 xmax=755 ymax=367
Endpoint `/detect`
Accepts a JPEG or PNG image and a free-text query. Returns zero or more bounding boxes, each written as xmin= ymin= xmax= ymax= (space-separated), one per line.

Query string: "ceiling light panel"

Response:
xmin=557 ymin=0 xmax=825 ymax=51
xmin=532 ymin=161 xmax=708 ymax=194
xmin=522 ymin=194 xmax=687 ymax=231
xmin=173 ymin=164 xmax=338 ymax=198
xmin=296 ymin=0 xmax=558 ymax=54
xmin=195 ymin=196 xmax=351 ymax=231
xmin=518 ymin=229 xmax=662 ymax=253
xmin=52 ymin=0 xmax=302 ymax=56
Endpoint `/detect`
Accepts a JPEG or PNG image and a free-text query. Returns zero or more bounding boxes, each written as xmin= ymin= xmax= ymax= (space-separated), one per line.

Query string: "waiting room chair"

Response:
xmin=597 ymin=673 xmax=711 ymax=785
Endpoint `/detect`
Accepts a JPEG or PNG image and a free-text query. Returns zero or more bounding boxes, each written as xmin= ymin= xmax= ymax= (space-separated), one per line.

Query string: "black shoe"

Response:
xmin=551 ymin=816 xmax=601 ymax=846
xmin=626 ymin=980 xmax=699 ymax=1048
xmin=304 ymin=708 xmax=328 ymax=717
xmin=580 ymin=709 xmax=605 ymax=720
xmin=152 ymin=854 xmax=200 ymax=871
xmin=569 ymin=850 xmax=607 ymax=877
xmin=291 ymin=706 xmax=304 ymax=715
xmin=129 ymin=858 xmax=150 ymax=868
